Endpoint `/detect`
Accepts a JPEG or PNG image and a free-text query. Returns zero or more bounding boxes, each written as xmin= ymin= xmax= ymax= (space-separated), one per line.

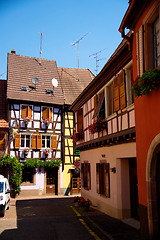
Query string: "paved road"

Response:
xmin=0 ymin=197 xmax=95 ymax=240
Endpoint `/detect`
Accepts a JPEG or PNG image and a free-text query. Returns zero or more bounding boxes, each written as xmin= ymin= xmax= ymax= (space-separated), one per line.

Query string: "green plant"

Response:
xmin=0 ymin=154 xmax=22 ymax=193
xmin=131 ymin=69 xmax=160 ymax=98
xmin=22 ymin=158 xmax=62 ymax=169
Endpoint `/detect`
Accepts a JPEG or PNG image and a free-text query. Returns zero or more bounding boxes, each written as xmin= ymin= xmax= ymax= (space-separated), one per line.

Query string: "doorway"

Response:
xmin=129 ymin=158 xmax=139 ymax=219
xmin=71 ymin=170 xmax=81 ymax=194
xmin=46 ymin=168 xmax=58 ymax=195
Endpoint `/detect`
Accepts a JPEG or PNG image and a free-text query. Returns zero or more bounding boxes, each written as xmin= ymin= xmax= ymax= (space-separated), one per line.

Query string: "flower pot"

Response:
xmin=84 ymin=206 xmax=90 ymax=211
xmin=74 ymin=202 xmax=79 ymax=207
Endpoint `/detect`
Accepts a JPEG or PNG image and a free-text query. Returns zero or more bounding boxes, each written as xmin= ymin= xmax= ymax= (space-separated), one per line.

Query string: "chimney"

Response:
xmin=11 ymin=49 xmax=16 ymax=54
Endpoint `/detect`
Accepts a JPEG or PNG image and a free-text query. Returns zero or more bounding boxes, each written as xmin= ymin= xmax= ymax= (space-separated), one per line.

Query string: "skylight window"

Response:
xmin=21 ymin=86 xmax=27 ymax=92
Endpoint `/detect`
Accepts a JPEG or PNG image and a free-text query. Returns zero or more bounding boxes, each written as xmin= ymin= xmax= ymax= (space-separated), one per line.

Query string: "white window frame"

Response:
xmin=42 ymin=135 xmax=51 ymax=149
xmin=20 ymin=134 xmax=31 ymax=149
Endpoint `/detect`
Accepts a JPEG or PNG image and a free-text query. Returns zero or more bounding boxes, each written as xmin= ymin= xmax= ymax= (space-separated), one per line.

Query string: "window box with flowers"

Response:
xmin=42 ymin=148 xmax=53 ymax=158
xmin=88 ymin=117 xmax=107 ymax=134
xmin=72 ymin=130 xmax=84 ymax=143
xmin=43 ymin=118 xmax=52 ymax=129
xmin=131 ymin=69 xmax=160 ymax=98
xmin=23 ymin=117 xmax=31 ymax=127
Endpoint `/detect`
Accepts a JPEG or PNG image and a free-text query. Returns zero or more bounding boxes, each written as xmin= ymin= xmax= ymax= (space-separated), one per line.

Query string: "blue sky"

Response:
xmin=0 ymin=0 xmax=129 ymax=79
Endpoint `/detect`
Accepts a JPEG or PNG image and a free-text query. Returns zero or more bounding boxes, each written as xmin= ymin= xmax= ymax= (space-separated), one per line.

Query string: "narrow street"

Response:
xmin=0 ymin=197 xmax=96 ymax=240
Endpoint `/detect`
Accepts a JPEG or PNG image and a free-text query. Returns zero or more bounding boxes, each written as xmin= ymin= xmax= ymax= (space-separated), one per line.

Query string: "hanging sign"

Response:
xmin=74 ymin=161 xmax=80 ymax=167
xmin=74 ymin=167 xmax=80 ymax=174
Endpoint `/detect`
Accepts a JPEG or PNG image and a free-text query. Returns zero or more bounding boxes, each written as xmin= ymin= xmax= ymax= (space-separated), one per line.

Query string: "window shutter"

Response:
xmin=42 ymin=107 xmax=48 ymax=120
xmin=93 ymin=90 xmax=104 ymax=118
xmin=87 ymin=163 xmax=91 ymax=190
xmin=136 ymin=26 xmax=144 ymax=76
xmin=77 ymin=108 xmax=83 ymax=131
xmin=81 ymin=163 xmax=84 ymax=188
xmin=15 ymin=133 xmax=20 ymax=149
xmin=113 ymin=76 xmax=119 ymax=112
xmin=119 ymin=71 xmax=126 ymax=109
xmin=144 ymin=23 xmax=154 ymax=71
xmin=37 ymin=134 xmax=42 ymax=149
xmin=108 ymin=83 xmax=113 ymax=116
xmin=94 ymin=95 xmax=98 ymax=112
xmin=21 ymin=106 xmax=27 ymax=118
xmin=96 ymin=163 xmax=100 ymax=194
xmin=52 ymin=135 xmax=57 ymax=149
xmin=28 ymin=106 xmax=32 ymax=119
xmin=49 ymin=108 xmax=52 ymax=120
xmin=32 ymin=134 xmax=37 ymax=149
xmin=105 ymin=163 xmax=110 ymax=198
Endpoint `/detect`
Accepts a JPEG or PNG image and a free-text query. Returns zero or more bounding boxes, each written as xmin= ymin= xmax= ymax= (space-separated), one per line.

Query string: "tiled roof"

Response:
xmin=0 ymin=80 xmax=8 ymax=128
xmin=7 ymin=53 xmax=94 ymax=106
xmin=58 ymin=67 xmax=94 ymax=105
xmin=7 ymin=53 xmax=64 ymax=105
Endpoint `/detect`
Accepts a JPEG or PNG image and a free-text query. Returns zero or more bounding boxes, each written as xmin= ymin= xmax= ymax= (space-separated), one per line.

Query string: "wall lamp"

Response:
xmin=110 ymin=167 xmax=116 ymax=173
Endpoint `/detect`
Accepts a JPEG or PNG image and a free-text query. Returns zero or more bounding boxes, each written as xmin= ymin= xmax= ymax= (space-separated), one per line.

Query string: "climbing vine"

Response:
xmin=0 ymin=154 xmax=22 ymax=193
xmin=0 ymin=155 xmax=62 ymax=194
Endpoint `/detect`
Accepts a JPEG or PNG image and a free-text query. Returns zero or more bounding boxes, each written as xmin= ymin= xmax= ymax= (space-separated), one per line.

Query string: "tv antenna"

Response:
xmin=72 ymin=32 xmax=89 ymax=69
xmin=39 ymin=32 xmax=44 ymax=60
xmin=89 ymin=48 xmax=107 ymax=75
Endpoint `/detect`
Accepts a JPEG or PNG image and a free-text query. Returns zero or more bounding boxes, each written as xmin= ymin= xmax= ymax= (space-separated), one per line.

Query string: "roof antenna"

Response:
xmin=89 ymin=48 xmax=107 ymax=75
xmin=39 ymin=32 xmax=44 ymax=61
xmin=72 ymin=32 xmax=89 ymax=69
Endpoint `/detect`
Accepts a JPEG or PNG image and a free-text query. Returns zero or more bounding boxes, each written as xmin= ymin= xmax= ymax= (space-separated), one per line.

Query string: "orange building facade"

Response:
xmin=120 ymin=0 xmax=160 ymax=239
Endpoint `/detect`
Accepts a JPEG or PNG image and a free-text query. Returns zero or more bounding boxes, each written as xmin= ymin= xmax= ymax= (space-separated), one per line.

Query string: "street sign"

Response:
xmin=74 ymin=167 xmax=80 ymax=174
xmin=74 ymin=161 xmax=80 ymax=167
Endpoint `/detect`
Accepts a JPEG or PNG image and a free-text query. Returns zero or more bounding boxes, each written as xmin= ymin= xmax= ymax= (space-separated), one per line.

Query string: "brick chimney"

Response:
xmin=11 ymin=49 xmax=16 ymax=54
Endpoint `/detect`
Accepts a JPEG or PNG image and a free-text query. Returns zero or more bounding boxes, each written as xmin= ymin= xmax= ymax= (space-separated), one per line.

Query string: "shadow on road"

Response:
xmin=0 ymin=197 xmax=94 ymax=240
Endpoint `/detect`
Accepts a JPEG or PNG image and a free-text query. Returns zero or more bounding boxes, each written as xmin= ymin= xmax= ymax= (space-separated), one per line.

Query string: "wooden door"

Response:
xmin=46 ymin=168 xmax=58 ymax=195
xmin=71 ymin=176 xmax=81 ymax=194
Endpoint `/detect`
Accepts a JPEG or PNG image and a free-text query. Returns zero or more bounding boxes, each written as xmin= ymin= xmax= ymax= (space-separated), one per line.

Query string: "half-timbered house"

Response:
xmin=7 ymin=51 xmax=93 ymax=196
xmin=70 ymin=38 xmax=138 ymax=220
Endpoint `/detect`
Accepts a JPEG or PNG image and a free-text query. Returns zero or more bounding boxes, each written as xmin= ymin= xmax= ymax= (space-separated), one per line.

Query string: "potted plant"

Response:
xmin=131 ymin=69 xmax=160 ymax=98
xmin=83 ymin=199 xmax=92 ymax=211
xmin=88 ymin=117 xmax=107 ymax=134
xmin=72 ymin=196 xmax=81 ymax=207
xmin=43 ymin=118 xmax=52 ymax=128
xmin=72 ymin=130 xmax=84 ymax=143
xmin=23 ymin=147 xmax=31 ymax=157
xmin=23 ymin=117 xmax=31 ymax=127
xmin=42 ymin=148 xmax=53 ymax=158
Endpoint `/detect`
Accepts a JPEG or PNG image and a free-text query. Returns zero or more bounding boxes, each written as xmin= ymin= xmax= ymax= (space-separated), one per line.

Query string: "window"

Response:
xmin=153 ymin=17 xmax=160 ymax=68
xmin=42 ymin=135 xmax=51 ymax=148
xmin=138 ymin=5 xmax=159 ymax=72
xmin=96 ymin=162 xmax=110 ymax=197
xmin=42 ymin=107 xmax=52 ymax=120
xmin=22 ymin=168 xmax=35 ymax=185
xmin=21 ymin=105 xmax=32 ymax=119
xmin=21 ymin=135 xmax=30 ymax=148
xmin=81 ymin=163 xmax=91 ymax=190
